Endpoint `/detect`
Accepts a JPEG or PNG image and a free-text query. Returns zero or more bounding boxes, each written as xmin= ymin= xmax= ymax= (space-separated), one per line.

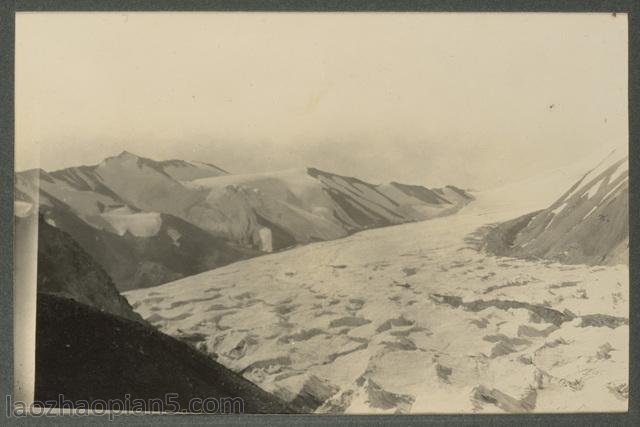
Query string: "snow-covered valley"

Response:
xmin=124 ymin=184 xmax=629 ymax=413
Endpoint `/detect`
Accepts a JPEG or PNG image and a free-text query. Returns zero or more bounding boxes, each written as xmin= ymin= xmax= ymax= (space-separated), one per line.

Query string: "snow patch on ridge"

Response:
xmin=102 ymin=210 xmax=162 ymax=237
xmin=550 ymin=203 xmax=567 ymax=216
xmin=609 ymin=162 xmax=628 ymax=183
xmin=258 ymin=227 xmax=273 ymax=253
xmin=582 ymin=206 xmax=598 ymax=221
xmin=584 ymin=179 xmax=604 ymax=199
xmin=601 ymin=179 xmax=627 ymax=204
xmin=167 ymin=228 xmax=182 ymax=247
xmin=562 ymin=149 xmax=627 ymax=203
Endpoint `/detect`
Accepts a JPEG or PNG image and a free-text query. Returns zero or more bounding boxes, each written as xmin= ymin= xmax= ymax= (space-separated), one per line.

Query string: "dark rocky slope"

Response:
xmin=35 ymin=293 xmax=296 ymax=414
xmin=14 ymin=214 xmax=142 ymax=321
xmin=38 ymin=206 xmax=256 ymax=291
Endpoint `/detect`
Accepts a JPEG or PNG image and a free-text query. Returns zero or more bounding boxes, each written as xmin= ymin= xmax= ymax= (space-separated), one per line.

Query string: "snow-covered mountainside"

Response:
xmin=187 ymin=167 xmax=473 ymax=247
xmin=15 ymin=151 xmax=473 ymax=290
xmin=125 ymin=176 xmax=628 ymax=413
xmin=484 ymin=148 xmax=628 ymax=265
xmin=158 ymin=158 xmax=228 ymax=181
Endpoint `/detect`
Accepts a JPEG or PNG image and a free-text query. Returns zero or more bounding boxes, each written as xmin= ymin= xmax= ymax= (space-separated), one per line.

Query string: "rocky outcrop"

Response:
xmin=484 ymin=149 xmax=628 ymax=265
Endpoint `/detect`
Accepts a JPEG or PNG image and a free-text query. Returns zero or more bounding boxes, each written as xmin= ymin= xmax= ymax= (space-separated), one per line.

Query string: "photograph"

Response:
xmin=12 ymin=11 xmax=629 ymax=416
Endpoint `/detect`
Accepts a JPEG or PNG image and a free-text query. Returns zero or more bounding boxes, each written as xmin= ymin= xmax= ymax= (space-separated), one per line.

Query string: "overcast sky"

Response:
xmin=15 ymin=12 xmax=627 ymax=189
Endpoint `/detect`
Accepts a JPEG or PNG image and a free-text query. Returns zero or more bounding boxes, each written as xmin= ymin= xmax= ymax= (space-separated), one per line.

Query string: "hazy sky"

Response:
xmin=15 ymin=12 xmax=627 ymax=189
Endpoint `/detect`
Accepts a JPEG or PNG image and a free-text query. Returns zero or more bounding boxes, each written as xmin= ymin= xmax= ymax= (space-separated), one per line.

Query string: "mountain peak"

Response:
xmin=115 ymin=150 xmax=141 ymax=159
xmin=99 ymin=151 xmax=144 ymax=165
xmin=306 ymin=166 xmax=328 ymax=176
xmin=96 ymin=151 xmax=178 ymax=179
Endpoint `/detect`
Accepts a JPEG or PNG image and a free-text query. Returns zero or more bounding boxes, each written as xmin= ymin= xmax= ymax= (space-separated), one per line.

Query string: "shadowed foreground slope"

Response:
xmin=35 ymin=294 xmax=296 ymax=414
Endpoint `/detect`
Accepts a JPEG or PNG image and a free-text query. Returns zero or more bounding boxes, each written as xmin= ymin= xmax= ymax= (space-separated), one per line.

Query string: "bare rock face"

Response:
xmin=485 ymin=148 xmax=628 ymax=266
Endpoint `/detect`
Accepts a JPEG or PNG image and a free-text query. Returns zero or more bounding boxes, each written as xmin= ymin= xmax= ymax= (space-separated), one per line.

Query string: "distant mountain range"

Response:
xmin=485 ymin=148 xmax=628 ymax=265
xmin=15 ymin=151 xmax=473 ymax=290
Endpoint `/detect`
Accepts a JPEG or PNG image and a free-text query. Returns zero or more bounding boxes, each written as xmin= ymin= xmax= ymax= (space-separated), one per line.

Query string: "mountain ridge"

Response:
xmin=484 ymin=148 xmax=628 ymax=265
xmin=15 ymin=151 xmax=474 ymax=290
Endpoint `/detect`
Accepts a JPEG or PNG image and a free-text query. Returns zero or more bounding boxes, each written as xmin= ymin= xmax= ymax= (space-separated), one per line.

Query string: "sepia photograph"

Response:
xmin=11 ymin=10 xmax=629 ymax=417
